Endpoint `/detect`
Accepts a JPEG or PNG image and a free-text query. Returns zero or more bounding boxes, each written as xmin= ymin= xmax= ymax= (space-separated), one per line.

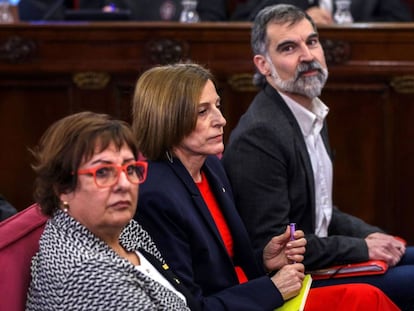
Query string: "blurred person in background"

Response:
xmin=231 ymin=0 xmax=412 ymax=23
xmin=0 ymin=194 xmax=17 ymax=222
xmin=17 ymin=0 xmax=228 ymax=21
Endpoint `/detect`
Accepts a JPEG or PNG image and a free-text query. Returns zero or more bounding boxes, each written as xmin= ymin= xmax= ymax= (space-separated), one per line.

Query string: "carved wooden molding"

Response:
xmin=391 ymin=75 xmax=414 ymax=94
xmin=72 ymin=72 xmax=111 ymax=90
xmin=228 ymin=73 xmax=258 ymax=92
xmin=146 ymin=38 xmax=189 ymax=65
xmin=321 ymin=39 xmax=351 ymax=65
xmin=0 ymin=36 xmax=36 ymax=63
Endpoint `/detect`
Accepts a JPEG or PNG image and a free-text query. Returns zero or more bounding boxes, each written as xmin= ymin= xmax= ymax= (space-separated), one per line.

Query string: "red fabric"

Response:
xmin=0 ymin=203 xmax=47 ymax=311
xmin=305 ymin=284 xmax=400 ymax=311
xmin=197 ymin=172 xmax=233 ymax=256
xmin=234 ymin=266 xmax=248 ymax=284
xmin=73 ymin=0 xmax=80 ymax=9
xmin=196 ymin=172 xmax=248 ymax=284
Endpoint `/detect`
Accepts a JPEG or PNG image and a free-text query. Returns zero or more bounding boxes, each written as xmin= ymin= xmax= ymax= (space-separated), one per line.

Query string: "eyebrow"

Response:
xmin=89 ymin=157 xmax=135 ymax=166
xmin=308 ymin=33 xmax=319 ymax=41
xmin=276 ymin=32 xmax=319 ymax=52
xmin=199 ymin=96 xmax=221 ymax=105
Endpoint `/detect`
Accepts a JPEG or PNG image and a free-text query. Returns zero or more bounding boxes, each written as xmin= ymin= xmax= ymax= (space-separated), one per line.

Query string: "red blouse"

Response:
xmin=196 ymin=171 xmax=247 ymax=284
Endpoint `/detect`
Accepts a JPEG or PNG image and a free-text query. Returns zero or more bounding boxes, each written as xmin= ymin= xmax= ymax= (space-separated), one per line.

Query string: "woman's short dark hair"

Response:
xmin=31 ymin=111 xmax=138 ymax=216
xmin=132 ymin=63 xmax=214 ymax=161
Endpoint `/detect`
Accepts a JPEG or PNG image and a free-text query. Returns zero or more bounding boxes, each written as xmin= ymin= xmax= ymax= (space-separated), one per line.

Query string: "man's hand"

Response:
xmin=365 ymin=232 xmax=406 ymax=266
xmin=306 ymin=7 xmax=333 ymax=25
xmin=263 ymin=225 xmax=306 ymax=271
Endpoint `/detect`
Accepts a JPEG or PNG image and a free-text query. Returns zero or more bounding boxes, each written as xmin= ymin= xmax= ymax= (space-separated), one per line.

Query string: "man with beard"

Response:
xmin=222 ymin=4 xmax=414 ymax=310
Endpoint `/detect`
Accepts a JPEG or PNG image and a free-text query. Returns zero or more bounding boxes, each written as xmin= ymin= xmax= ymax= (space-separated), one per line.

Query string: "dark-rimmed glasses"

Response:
xmin=77 ymin=161 xmax=148 ymax=188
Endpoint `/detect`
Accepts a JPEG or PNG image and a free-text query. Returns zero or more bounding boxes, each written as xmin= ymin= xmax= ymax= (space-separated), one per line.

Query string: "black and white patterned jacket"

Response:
xmin=26 ymin=210 xmax=191 ymax=311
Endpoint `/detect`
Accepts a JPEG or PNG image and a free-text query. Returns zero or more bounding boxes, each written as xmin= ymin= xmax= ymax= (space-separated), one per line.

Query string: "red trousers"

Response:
xmin=305 ymin=284 xmax=399 ymax=311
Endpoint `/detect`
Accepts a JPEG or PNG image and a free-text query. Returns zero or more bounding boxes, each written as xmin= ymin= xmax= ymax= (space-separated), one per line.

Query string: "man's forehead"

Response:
xmin=266 ymin=19 xmax=315 ymax=44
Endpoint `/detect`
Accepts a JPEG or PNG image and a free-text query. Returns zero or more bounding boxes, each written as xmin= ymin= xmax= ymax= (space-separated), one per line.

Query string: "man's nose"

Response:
xmin=299 ymin=45 xmax=314 ymax=62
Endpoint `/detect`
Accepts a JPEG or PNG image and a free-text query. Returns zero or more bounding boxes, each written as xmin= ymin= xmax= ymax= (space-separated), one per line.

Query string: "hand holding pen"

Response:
xmin=262 ymin=223 xmax=306 ymax=271
xmin=288 ymin=223 xmax=297 ymax=264
xmin=289 ymin=223 xmax=296 ymax=241
xmin=286 ymin=223 xmax=306 ymax=265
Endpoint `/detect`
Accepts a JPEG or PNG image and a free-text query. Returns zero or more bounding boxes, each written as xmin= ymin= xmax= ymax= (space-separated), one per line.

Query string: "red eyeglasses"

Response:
xmin=77 ymin=161 xmax=148 ymax=188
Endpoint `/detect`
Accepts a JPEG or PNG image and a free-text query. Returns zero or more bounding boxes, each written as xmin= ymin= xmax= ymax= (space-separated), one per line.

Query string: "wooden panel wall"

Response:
xmin=0 ymin=22 xmax=414 ymax=243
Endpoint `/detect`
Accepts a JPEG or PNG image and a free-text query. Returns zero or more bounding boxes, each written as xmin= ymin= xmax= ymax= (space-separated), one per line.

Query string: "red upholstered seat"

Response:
xmin=0 ymin=203 xmax=47 ymax=311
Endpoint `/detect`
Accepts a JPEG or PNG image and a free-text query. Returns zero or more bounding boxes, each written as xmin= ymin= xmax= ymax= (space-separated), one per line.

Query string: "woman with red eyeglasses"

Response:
xmin=26 ymin=111 xmax=199 ymax=311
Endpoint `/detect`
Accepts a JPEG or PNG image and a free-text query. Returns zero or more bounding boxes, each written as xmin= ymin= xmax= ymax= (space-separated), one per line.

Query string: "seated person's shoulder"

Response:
xmin=0 ymin=195 xmax=17 ymax=221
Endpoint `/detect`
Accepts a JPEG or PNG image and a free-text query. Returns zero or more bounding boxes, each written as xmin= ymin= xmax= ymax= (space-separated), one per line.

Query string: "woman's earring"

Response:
xmin=62 ymin=201 xmax=69 ymax=213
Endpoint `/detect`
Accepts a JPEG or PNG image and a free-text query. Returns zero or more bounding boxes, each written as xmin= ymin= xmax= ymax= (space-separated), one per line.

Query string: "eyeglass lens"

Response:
xmin=95 ymin=163 xmax=145 ymax=187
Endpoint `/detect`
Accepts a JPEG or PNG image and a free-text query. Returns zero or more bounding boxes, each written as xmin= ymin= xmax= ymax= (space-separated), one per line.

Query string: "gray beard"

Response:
xmin=269 ymin=60 xmax=329 ymax=99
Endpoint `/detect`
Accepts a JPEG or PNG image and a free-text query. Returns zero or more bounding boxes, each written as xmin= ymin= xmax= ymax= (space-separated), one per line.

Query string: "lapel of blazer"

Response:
xmin=167 ymin=157 xmax=261 ymax=280
xmin=202 ymin=159 xmax=264 ymax=277
xmin=265 ymin=85 xmax=317 ymax=225
xmin=321 ymin=121 xmax=334 ymax=160
xmin=139 ymin=248 xmax=200 ymax=311
xmin=202 ymin=158 xmax=250 ymax=251
xmin=167 ymin=158 xmax=228 ymax=254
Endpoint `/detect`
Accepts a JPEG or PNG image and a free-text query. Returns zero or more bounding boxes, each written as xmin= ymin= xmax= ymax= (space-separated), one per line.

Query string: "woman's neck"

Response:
xmin=172 ymin=148 xmax=205 ymax=182
xmin=111 ymin=243 xmax=140 ymax=266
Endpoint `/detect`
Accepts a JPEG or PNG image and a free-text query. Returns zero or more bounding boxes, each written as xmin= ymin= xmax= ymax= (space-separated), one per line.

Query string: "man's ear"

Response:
xmin=253 ymin=55 xmax=271 ymax=76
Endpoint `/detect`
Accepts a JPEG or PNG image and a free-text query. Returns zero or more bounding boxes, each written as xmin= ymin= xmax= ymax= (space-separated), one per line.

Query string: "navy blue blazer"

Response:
xmin=223 ymin=83 xmax=383 ymax=271
xmin=135 ymin=155 xmax=283 ymax=311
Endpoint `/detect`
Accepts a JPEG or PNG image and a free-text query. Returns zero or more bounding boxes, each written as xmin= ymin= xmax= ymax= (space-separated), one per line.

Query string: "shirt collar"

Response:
xmin=280 ymin=92 xmax=329 ymax=138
